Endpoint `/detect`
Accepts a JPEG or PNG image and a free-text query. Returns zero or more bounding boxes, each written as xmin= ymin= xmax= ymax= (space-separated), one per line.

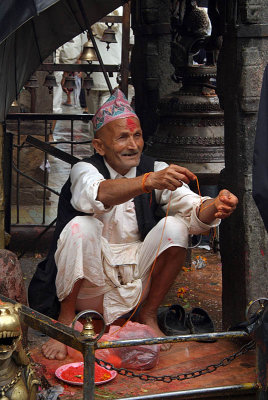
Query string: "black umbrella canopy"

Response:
xmin=0 ymin=0 xmax=126 ymax=121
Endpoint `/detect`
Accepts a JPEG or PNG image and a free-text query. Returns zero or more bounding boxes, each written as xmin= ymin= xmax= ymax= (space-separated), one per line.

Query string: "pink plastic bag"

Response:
xmin=96 ymin=321 xmax=160 ymax=370
xmin=68 ymin=321 xmax=160 ymax=370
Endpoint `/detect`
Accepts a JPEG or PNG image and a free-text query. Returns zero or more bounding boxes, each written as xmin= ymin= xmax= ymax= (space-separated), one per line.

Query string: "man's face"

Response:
xmin=92 ymin=117 xmax=144 ymax=175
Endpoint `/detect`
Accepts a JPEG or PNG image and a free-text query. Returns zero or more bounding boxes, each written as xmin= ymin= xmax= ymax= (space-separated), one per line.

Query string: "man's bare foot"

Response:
xmin=137 ymin=308 xmax=171 ymax=351
xmin=42 ymin=338 xmax=68 ymax=360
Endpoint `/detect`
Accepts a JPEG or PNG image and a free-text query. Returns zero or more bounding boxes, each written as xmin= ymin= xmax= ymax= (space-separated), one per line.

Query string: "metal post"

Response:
xmin=255 ymin=303 xmax=268 ymax=399
xmin=0 ymin=123 xmax=5 ymax=248
xmin=83 ymin=343 xmax=96 ymax=400
xmin=16 ymin=119 xmax=20 ymax=224
xmin=42 ymin=119 xmax=48 ymax=224
xmin=30 ymin=88 xmax=36 ymax=113
xmin=71 ymin=119 xmax=74 ymax=156
xmin=3 ymin=128 xmax=13 ymax=234
xmin=120 ymin=2 xmax=131 ymax=97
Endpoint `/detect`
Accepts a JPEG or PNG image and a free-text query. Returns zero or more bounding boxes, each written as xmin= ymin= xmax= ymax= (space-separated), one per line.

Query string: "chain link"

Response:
xmin=95 ymin=339 xmax=255 ymax=383
xmin=0 ymin=366 xmax=23 ymax=396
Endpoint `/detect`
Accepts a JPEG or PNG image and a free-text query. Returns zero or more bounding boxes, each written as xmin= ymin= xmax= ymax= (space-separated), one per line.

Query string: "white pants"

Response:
xmin=53 ymin=71 xmax=64 ymax=113
xmin=73 ymin=75 xmax=81 ymax=108
xmin=55 ymin=215 xmax=189 ymax=324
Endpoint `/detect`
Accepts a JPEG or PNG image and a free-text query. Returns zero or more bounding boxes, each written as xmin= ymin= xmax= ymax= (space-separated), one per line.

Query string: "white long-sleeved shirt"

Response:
xmin=70 ymin=159 xmax=219 ymax=245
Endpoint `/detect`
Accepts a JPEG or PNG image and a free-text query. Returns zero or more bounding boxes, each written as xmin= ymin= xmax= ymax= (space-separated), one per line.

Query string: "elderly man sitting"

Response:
xmin=28 ymin=89 xmax=238 ymax=360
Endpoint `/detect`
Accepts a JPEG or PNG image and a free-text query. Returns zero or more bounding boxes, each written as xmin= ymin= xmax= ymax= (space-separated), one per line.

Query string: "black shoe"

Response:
xmin=187 ymin=307 xmax=216 ymax=342
xmin=157 ymin=304 xmax=190 ymax=336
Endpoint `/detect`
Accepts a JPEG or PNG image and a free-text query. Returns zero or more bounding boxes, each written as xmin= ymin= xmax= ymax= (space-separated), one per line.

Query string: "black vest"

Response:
xmin=28 ymin=153 xmax=160 ymax=318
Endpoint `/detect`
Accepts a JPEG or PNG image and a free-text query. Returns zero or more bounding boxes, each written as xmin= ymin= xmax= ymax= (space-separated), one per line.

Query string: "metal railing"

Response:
xmin=4 ymin=113 xmax=93 ymax=234
xmin=0 ymin=294 xmax=265 ymax=400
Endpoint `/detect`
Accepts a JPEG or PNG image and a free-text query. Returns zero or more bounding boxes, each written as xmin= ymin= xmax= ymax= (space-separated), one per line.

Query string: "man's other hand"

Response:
xmin=214 ymin=189 xmax=238 ymax=219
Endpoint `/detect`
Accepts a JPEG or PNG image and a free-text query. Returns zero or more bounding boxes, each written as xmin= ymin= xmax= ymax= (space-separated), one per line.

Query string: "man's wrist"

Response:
xmin=199 ymin=198 xmax=217 ymax=218
xmin=142 ymin=172 xmax=152 ymax=193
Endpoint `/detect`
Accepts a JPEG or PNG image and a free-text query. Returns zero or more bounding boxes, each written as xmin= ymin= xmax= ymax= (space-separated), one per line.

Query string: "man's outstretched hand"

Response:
xmin=214 ymin=189 xmax=238 ymax=219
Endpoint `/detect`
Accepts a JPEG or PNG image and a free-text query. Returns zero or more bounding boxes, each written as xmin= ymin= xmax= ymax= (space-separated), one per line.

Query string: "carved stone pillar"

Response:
xmin=217 ymin=0 xmax=268 ymax=328
xmin=131 ymin=0 xmax=174 ymax=142
xmin=0 ymin=123 xmax=4 ymax=248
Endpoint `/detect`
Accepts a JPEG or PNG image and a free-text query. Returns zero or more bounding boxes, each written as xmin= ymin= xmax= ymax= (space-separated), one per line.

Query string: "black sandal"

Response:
xmin=187 ymin=307 xmax=216 ymax=342
xmin=157 ymin=304 xmax=190 ymax=336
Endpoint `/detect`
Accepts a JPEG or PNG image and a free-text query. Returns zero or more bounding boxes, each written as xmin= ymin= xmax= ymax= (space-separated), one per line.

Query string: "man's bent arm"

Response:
xmin=97 ymin=164 xmax=196 ymax=207
xmin=97 ymin=176 xmax=145 ymax=207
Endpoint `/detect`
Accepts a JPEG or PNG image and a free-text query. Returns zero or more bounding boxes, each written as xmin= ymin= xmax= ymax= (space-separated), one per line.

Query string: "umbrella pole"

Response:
xmin=77 ymin=0 xmax=113 ymax=94
xmin=120 ymin=3 xmax=131 ymax=98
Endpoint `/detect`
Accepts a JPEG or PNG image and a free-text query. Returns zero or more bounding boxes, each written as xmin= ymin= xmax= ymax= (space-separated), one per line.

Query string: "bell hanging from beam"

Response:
xmin=24 ymin=74 xmax=39 ymax=89
xmin=63 ymin=75 xmax=76 ymax=89
xmin=82 ymin=74 xmax=94 ymax=95
xmin=80 ymin=39 xmax=98 ymax=62
xmin=43 ymin=72 xmax=57 ymax=94
xmin=11 ymin=99 xmax=19 ymax=107
xmin=101 ymin=24 xmax=117 ymax=50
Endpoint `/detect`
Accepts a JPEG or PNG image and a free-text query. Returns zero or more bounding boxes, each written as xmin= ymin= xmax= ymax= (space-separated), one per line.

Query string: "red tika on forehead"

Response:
xmin=126 ymin=117 xmax=137 ymax=132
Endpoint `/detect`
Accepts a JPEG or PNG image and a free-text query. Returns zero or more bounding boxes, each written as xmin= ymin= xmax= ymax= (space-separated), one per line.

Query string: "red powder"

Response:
xmin=126 ymin=117 xmax=137 ymax=132
xmin=71 ymin=223 xmax=80 ymax=235
xmin=61 ymin=364 xmax=111 ymax=383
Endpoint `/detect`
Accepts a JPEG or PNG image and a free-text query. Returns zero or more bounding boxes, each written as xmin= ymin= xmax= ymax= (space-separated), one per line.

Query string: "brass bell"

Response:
xmin=11 ymin=99 xmax=19 ymax=107
xmin=80 ymin=40 xmax=98 ymax=62
xmin=82 ymin=74 xmax=94 ymax=95
xmin=24 ymin=74 xmax=39 ymax=89
xmin=43 ymin=72 xmax=57 ymax=94
xmin=63 ymin=75 xmax=76 ymax=89
xmin=81 ymin=317 xmax=95 ymax=338
xmin=101 ymin=24 xmax=117 ymax=50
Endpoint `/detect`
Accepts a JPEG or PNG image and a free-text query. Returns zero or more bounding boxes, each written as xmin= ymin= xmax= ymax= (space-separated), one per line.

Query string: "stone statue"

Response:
xmin=0 ymin=301 xmax=39 ymax=400
xmin=147 ymin=0 xmax=225 ymax=177
xmin=170 ymin=0 xmax=211 ymax=70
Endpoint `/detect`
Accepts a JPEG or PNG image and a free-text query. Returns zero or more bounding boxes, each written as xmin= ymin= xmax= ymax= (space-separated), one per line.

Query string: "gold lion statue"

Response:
xmin=0 ymin=301 xmax=39 ymax=400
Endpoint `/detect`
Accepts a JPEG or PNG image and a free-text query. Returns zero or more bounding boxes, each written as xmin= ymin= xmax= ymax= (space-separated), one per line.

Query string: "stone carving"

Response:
xmin=0 ymin=301 xmax=39 ymax=400
xmin=239 ymin=47 xmax=264 ymax=113
xmin=148 ymin=135 xmax=224 ymax=146
xmin=240 ymin=0 xmax=263 ymax=24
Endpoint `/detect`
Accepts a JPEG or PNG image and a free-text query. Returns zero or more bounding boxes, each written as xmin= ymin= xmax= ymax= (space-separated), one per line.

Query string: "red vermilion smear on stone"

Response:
xmin=126 ymin=117 xmax=137 ymax=132
xmin=61 ymin=364 xmax=111 ymax=383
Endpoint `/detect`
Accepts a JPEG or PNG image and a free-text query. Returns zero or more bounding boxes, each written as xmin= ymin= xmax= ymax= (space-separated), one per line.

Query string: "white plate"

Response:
xmin=55 ymin=361 xmax=117 ymax=386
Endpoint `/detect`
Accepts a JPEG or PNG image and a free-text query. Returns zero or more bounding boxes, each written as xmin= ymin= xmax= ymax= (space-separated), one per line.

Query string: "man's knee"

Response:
xmin=65 ymin=215 xmax=102 ymax=242
xmin=162 ymin=216 xmax=189 ymax=245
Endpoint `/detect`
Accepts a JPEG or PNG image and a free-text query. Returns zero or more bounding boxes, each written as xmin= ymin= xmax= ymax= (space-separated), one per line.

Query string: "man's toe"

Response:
xmin=160 ymin=342 xmax=172 ymax=351
xmin=56 ymin=351 xmax=67 ymax=361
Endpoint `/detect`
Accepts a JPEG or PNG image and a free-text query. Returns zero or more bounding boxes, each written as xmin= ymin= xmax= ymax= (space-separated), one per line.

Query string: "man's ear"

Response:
xmin=92 ymin=138 xmax=105 ymax=155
